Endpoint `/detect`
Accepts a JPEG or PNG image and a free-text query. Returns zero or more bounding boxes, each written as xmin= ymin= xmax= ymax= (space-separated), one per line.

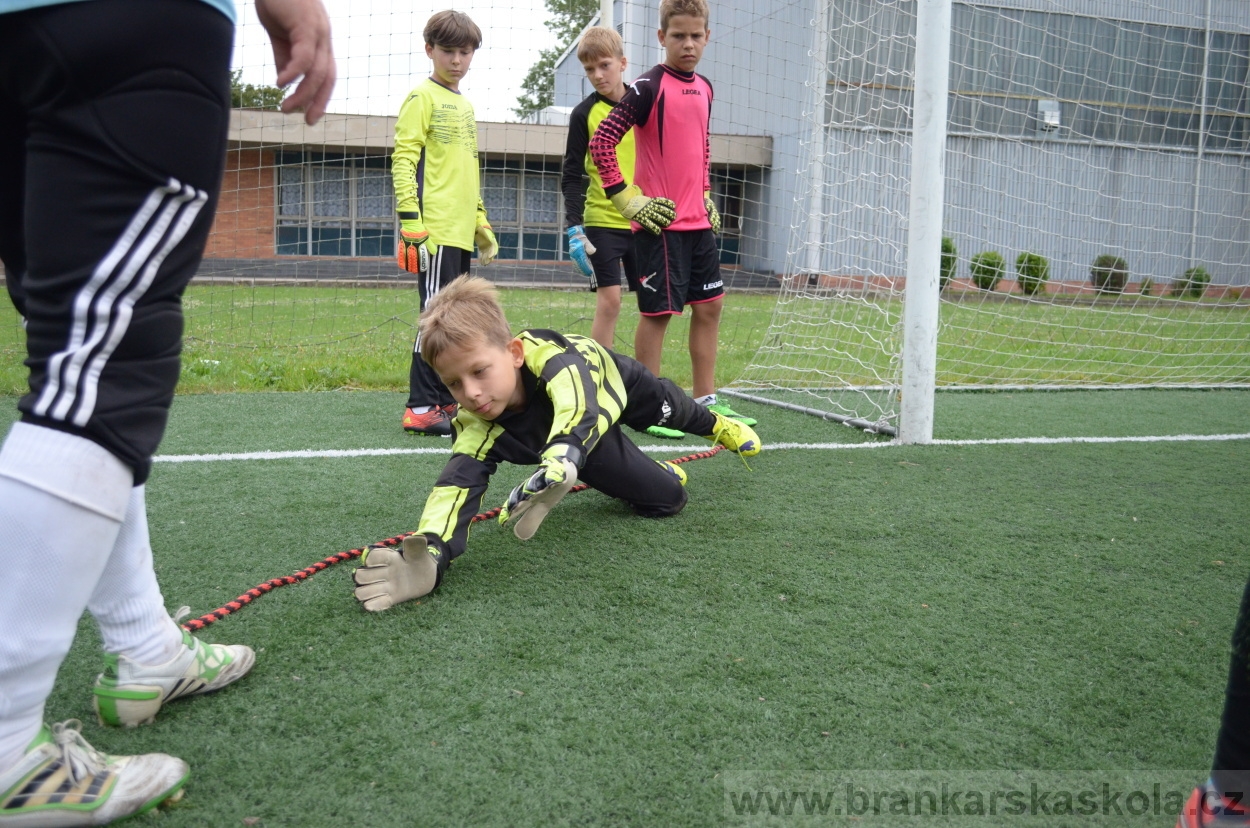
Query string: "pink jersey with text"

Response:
xmin=589 ymin=64 xmax=713 ymax=232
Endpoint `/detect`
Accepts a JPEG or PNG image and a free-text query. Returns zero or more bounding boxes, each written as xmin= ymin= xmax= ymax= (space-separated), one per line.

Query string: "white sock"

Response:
xmin=694 ymin=394 xmax=718 ymax=406
xmin=0 ymin=423 xmax=131 ymax=773
xmin=88 ymin=485 xmax=183 ymax=667
xmin=409 ymin=405 xmax=434 ymax=414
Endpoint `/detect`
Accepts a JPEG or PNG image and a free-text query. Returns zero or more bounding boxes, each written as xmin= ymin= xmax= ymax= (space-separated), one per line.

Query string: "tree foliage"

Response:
xmin=514 ymin=0 xmax=599 ymax=119
xmin=230 ymin=69 xmax=285 ymax=111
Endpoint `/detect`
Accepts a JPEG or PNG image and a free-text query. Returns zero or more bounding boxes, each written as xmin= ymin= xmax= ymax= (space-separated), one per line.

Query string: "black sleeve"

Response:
xmin=562 ymin=95 xmax=594 ymax=229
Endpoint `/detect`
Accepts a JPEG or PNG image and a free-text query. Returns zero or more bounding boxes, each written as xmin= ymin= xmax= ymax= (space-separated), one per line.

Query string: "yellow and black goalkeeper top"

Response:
xmin=392 ymin=78 xmax=485 ymax=251
xmin=561 ymin=91 xmax=635 ymax=230
xmin=417 ymin=329 xmax=629 ymax=558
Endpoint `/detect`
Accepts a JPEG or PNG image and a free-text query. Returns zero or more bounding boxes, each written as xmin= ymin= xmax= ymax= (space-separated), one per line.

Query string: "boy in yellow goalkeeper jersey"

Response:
xmin=393 ymin=10 xmax=498 ymax=436
xmin=352 ymin=276 xmax=761 ymax=610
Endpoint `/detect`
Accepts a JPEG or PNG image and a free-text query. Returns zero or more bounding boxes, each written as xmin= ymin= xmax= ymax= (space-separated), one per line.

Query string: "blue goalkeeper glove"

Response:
xmin=567 ymin=226 xmax=596 ymax=278
xmin=609 ymin=185 xmax=676 ymax=235
xmin=499 ymin=455 xmax=578 ymax=540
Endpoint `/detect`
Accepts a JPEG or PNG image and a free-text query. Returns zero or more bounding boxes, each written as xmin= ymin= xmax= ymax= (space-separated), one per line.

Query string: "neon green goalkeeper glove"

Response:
xmin=397 ymin=219 xmax=438 ymax=274
xmin=475 ymin=221 xmax=498 ymax=265
xmin=704 ymin=191 xmax=722 ymax=234
xmin=499 ymin=455 xmax=578 ymax=540
xmin=609 ymin=185 xmax=676 ymax=235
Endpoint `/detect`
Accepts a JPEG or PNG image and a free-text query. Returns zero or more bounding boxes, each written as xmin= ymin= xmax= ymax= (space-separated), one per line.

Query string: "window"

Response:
xmin=276 ymin=152 xmax=396 ymax=256
xmin=481 ymin=158 xmax=563 ymax=261
xmin=711 ymin=169 xmax=746 ymax=265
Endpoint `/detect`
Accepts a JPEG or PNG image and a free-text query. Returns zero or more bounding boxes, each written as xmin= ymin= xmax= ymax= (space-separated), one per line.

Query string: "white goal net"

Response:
xmin=733 ymin=0 xmax=1250 ymax=436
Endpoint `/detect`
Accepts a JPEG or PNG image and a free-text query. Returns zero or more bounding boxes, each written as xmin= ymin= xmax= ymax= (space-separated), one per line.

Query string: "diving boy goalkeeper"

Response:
xmin=352 ymin=276 xmax=761 ymax=611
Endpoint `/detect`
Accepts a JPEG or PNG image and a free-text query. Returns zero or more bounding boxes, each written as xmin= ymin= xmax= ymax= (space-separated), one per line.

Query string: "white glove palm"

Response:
xmin=352 ymin=535 xmax=440 ymax=611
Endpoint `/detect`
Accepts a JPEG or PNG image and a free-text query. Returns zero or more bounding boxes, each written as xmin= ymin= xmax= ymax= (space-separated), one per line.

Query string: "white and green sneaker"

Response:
xmin=0 ymin=719 xmax=187 ymax=826
xmin=93 ymin=609 xmax=255 ymax=728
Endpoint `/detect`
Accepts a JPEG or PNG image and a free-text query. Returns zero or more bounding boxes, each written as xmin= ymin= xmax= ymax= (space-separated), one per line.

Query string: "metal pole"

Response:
xmin=899 ymin=0 xmax=952 ymax=444
xmin=1188 ymin=0 xmax=1212 ymax=270
xmin=600 ymin=0 xmax=613 ymax=32
xmin=803 ymin=0 xmax=830 ymax=279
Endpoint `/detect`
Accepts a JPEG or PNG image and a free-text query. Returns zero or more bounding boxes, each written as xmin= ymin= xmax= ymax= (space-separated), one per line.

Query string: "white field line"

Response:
xmin=154 ymin=432 xmax=1250 ymax=463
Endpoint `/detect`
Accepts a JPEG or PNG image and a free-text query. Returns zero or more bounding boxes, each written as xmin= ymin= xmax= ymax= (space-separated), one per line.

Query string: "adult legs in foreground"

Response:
xmin=0 ymin=0 xmax=323 ymax=819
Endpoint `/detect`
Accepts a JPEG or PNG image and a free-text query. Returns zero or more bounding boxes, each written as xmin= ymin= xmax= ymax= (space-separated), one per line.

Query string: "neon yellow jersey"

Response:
xmin=561 ymin=91 xmax=635 ymax=230
xmin=392 ymin=78 xmax=481 ymax=250
xmin=417 ymin=330 xmax=628 ymax=557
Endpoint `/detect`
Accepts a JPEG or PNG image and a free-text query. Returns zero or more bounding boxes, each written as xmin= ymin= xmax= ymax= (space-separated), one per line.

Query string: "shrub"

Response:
xmin=1090 ymin=254 xmax=1128 ymax=294
xmin=940 ymin=237 xmax=957 ymax=291
xmin=1171 ymin=266 xmax=1211 ymax=300
xmin=1014 ymin=252 xmax=1050 ymax=296
xmin=969 ymin=251 xmax=1006 ymax=292
xmin=1139 ymin=278 xmax=1154 ymax=297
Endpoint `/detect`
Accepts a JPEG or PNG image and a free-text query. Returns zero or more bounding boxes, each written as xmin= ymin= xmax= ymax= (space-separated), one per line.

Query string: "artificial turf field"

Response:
xmin=5 ymin=388 xmax=1248 ymax=826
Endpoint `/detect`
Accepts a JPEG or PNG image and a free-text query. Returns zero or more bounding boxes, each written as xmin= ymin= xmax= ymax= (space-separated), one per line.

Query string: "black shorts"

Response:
xmin=0 ymin=0 xmax=233 ymax=484
xmin=632 ymin=228 xmax=724 ymax=315
xmin=584 ymin=226 xmax=639 ymax=293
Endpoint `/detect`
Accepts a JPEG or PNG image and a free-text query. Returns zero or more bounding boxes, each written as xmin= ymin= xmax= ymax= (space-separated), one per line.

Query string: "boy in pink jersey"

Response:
xmin=588 ymin=0 xmax=756 ymax=428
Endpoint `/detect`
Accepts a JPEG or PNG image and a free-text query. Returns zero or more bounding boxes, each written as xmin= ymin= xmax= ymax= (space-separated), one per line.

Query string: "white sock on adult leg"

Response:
xmin=0 ymin=423 xmax=131 ymax=774
xmin=89 ymin=485 xmax=183 ymax=667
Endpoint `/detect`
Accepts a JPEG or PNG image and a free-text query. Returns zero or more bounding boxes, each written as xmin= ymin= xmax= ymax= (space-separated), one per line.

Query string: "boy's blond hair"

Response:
xmin=577 ymin=26 xmax=625 ymax=64
xmin=424 ymin=10 xmax=483 ymax=50
xmin=419 ymin=276 xmax=513 ymax=365
xmin=659 ymin=0 xmax=709 ymax=31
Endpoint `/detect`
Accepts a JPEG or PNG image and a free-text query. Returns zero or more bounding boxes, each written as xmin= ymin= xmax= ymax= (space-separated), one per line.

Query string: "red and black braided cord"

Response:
xmin=180 ymin=446 xmax=723 ymax=631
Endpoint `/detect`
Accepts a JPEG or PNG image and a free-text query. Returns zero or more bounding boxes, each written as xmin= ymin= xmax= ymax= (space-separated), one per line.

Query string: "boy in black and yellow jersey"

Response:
xmin=562 ymin=27 xmax=682 ymax=442
xmin=561 ymin=27 xmax=638 ymax=349
xmin=352 ymin=276 xmax=760 ymax=611
xmin=394 ymin=10 xmax=498 ymax=437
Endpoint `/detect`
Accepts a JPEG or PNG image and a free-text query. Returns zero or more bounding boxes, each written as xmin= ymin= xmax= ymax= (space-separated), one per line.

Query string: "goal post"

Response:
xmin=900 ymin=0 xmax=953 ymax=445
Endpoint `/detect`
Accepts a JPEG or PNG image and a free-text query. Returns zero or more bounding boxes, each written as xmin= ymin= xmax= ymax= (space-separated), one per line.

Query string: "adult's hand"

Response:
xmin=254 ymin=0 xmax=337 ymax=125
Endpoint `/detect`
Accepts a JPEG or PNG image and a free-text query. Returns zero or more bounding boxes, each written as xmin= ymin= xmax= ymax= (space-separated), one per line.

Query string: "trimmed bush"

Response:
xmin=1090 ymin=254 xmax=1128 ymax=294
xmin=940 ymin=237 xmax=957 ymax=291
xmin=1140 ymin=278 xmax=1154 ymax=297
xmin=969 ymin=251 xmax=1006 ymax=292
xmin=1015 ymin=252 xmax=1050 ymax=296
xmin=1171 ymin=266 xmax=1211 ymax=299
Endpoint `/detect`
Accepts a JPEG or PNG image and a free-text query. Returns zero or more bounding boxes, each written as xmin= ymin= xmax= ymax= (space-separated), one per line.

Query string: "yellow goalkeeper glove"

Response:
xmin=609 ymin=185 xmax=676 ymax=235
xmin=704 ymin=191 xmax=722 ymax=234
xmin=499 ymin=454 xmax=578 ymax=540
xmin=475 ymin=221 xmax=498 ymax=265
xmin=397 ymin=219 xmax=437 ymax=274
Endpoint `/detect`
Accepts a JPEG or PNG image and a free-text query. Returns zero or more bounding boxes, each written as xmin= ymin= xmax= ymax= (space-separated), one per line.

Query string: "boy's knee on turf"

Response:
xmin=631 ymin=488 xmax=687 ymax=518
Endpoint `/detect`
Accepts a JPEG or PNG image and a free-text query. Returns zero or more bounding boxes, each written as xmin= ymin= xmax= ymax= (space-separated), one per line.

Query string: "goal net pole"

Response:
xmin=899 ymin=0 xmax=953 ymax=445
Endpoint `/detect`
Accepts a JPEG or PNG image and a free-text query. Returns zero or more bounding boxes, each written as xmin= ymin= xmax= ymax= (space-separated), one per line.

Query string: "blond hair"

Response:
xmin=419 ymin=276 xmax=513 ymax=365
xmin=577 ymin=26 xmax=625 ymax=64
xmin=659 ymin=0 xmax=709 ymax=31
xmin=424 ymin=10 xmax=482 ymax=50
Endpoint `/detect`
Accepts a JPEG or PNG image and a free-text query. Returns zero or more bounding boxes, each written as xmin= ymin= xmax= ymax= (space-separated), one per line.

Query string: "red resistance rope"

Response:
xmin=181 ymin=445 xmax=724 ymax=631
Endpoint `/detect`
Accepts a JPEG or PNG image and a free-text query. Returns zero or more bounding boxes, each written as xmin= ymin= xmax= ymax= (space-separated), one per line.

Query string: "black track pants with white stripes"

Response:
xmin=407 ymin=246 xmax=472 ymax=410
xmin=0 ymin=0 xmax=233 ymax=483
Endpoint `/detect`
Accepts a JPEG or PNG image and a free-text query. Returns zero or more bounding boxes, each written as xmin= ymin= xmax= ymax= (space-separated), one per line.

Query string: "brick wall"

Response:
xmin=205 ymin=148 xmax=275 ymax=259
